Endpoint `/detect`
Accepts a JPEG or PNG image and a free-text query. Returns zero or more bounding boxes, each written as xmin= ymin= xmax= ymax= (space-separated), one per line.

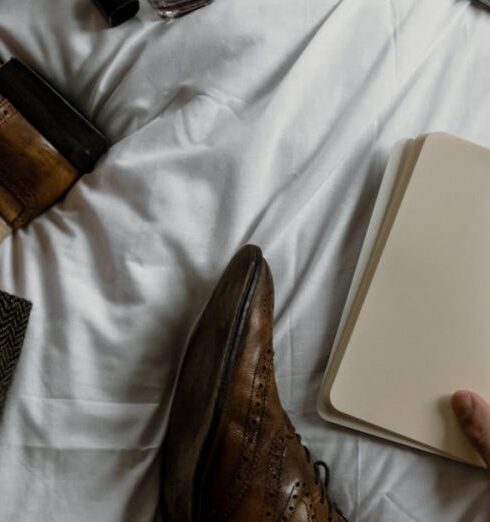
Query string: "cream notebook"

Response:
xmin=317 ymin=133 xmax=490 ymax=467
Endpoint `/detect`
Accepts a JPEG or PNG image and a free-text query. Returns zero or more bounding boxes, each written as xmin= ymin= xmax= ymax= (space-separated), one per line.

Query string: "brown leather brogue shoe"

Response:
xmin=161 ymin=245 xmax=347 ymax=522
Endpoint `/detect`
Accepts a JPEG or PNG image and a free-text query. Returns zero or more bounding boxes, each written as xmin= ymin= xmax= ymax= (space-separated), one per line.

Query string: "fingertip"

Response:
xmin=452 ymin=390 xmax=474 ymax=420
xmin=451 ymin=390 xmax=490 ymax=467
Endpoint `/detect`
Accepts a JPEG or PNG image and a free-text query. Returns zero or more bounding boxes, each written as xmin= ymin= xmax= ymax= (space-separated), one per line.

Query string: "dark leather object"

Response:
xmin=91 ymin=0 xmax=140 ymax=26
xmin=0 ymin=96 xmax=81 ymax=230
xmin=161 ymin=245 xmax=346 ymax=521
xmin=0 ymin=59 xmax=109 ymax=174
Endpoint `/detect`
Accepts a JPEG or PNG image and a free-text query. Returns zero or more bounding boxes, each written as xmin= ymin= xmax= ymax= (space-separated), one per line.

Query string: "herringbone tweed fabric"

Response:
xmin=0 ymin=291 xmax=31 ymax=414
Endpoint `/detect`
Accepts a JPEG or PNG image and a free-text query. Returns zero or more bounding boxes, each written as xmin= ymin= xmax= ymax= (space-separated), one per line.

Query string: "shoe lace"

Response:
xmin=296 ymin=434 xmax=348 ymax=522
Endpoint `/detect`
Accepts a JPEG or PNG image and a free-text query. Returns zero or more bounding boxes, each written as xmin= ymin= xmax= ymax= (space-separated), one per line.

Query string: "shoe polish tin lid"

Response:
xmin=91 ymin=0 xmax=140 ymax=27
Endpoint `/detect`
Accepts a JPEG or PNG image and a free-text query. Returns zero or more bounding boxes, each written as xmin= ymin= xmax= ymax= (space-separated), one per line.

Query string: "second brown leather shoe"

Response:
xmin=161 ymin=245 xmax=347 ymax=522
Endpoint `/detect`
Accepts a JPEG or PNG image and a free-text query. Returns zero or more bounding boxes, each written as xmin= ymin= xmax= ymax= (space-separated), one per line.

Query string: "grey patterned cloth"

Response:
xmin=0 ymin=290 xmax=31 ymax=414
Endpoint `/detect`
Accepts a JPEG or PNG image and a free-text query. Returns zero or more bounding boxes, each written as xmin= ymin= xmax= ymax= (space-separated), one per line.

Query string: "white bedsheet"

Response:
xmin=1 ymin=0 xmax=490 ymax=520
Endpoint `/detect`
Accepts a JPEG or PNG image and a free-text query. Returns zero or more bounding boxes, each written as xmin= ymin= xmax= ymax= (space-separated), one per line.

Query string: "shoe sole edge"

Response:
xmin=161 ymin=246 xmax=263 ymax=521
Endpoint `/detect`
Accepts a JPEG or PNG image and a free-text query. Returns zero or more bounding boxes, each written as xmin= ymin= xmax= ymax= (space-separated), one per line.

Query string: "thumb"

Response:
xmin=452 ymin=390 xmax=490 ymax=467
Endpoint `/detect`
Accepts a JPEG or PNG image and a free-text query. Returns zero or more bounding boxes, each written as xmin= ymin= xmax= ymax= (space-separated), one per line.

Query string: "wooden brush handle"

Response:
xmin=0 ymin=59 xmax=109 ymax=174
xmin=0 ymin=95 xmax=80 ymax=231
xmin=0 ymin=58 xmax=109 ymax=236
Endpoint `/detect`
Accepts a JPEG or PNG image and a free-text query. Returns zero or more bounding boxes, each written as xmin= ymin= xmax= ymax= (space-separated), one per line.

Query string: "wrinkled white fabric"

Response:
xmin=0 ymin=0 xmax=490 ymax=520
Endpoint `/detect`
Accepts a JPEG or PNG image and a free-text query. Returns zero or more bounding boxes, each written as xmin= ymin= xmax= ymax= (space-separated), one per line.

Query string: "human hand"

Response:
xmin=452 ymin=390 xmax=490 ymax=467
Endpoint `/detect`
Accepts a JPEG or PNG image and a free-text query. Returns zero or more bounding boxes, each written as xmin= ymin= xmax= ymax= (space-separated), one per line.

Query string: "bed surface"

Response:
xmin=1 ymin=0 xmax=490 ymax=520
